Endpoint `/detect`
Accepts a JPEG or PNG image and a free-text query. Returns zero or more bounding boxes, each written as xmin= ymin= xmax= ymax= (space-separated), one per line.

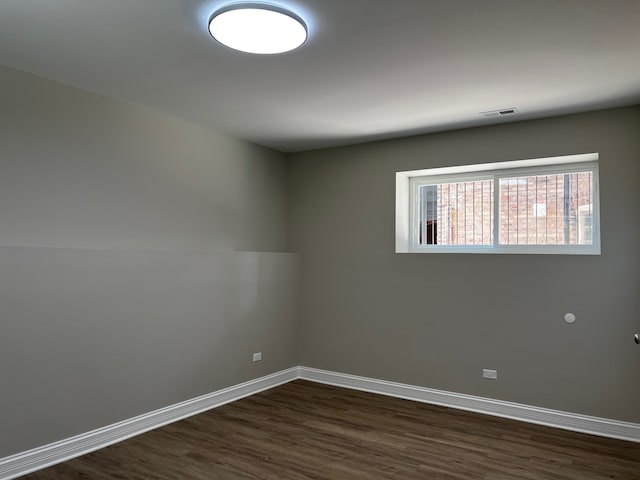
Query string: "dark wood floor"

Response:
xmin=23 ymin=380 xmax=640 ymax=479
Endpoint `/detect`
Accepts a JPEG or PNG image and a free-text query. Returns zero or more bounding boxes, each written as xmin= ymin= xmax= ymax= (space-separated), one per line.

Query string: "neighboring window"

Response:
xmin=396 ymin=153 xmax=600 ymax=254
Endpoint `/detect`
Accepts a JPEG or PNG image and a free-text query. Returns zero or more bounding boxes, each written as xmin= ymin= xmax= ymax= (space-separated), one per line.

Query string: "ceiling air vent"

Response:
xmin=480 ymin=108 xmax=519 ymax=118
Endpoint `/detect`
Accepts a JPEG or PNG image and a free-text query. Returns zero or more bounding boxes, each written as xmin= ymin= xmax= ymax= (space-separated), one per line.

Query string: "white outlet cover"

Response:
xmin=483 ymin=369 xmax=498 ymax=380
xmin=252 ymin=352 xmax=262 ymax=362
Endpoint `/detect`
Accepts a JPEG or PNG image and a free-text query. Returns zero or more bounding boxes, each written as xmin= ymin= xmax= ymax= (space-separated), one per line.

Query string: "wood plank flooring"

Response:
xmin=22 ymin=380 xmax=640 ymax=479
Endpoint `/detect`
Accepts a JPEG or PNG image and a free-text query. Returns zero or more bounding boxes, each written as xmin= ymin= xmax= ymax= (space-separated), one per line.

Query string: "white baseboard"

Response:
xmin=3 ymin=365 xmax=638 ymax=479
xmin=0 ymin=367 xmax=299 ymax=480
xmin=298 ymin=366 xmax=640 ymax=443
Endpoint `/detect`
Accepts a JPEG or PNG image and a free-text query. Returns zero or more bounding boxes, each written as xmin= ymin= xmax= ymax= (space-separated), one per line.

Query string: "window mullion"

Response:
xmin=413 ymin=180 xmax=421 ymax=247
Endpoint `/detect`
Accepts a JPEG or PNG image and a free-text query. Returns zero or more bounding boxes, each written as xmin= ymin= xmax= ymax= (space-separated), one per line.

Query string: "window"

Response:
xmin=396 ymin=153 xmax=600 ymax=254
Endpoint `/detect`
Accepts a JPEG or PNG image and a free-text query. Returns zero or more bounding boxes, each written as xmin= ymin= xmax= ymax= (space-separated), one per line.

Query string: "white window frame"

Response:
xmin=396 ymin=153 xmax=600 ymax=254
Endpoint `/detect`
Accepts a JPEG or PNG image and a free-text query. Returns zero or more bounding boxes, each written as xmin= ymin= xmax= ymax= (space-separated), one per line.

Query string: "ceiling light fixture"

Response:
xmin=209 ymin=4 xmax=307 ymax=54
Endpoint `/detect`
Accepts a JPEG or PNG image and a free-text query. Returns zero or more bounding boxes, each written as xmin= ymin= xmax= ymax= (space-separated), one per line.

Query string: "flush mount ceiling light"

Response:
xmin=209 ymin=4 xmax=307 ymax=54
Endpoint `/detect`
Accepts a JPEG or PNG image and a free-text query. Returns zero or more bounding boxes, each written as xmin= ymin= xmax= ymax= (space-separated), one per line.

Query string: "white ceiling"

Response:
xmin=1 ymin=0 xmax=639 ymax=152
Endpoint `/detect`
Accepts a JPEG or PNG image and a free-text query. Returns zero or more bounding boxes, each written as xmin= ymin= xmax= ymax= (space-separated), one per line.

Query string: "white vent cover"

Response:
xmin=480 ymin=108 xmax=519 ymax=118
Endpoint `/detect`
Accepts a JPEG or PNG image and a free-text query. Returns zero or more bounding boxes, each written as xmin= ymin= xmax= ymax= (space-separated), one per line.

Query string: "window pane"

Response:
xmin=419 ymin=180 xmax=493 ymax=246
xmin=498 ymin=171 xmax=593 ymax=245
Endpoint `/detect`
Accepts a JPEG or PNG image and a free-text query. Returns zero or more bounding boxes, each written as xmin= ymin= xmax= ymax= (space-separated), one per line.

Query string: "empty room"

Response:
xmin=1 ymin=1 xmax=639 ymax=479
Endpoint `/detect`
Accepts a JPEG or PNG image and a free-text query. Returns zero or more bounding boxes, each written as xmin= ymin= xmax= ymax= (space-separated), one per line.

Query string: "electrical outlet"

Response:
xmin=252 ymin=352 xmax=262 ymax=362
xmin=483 ymin=369 xmax=497 ymax=380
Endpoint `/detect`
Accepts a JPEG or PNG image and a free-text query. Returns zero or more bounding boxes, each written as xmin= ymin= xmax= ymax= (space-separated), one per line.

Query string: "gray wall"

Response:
xmin=2 ymin=61 xmax=639 ymax=459
xmin=287 ymin=106 xmax=640 ymax=423
xmin=0 ymin=65 xmax=297 ymax=457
